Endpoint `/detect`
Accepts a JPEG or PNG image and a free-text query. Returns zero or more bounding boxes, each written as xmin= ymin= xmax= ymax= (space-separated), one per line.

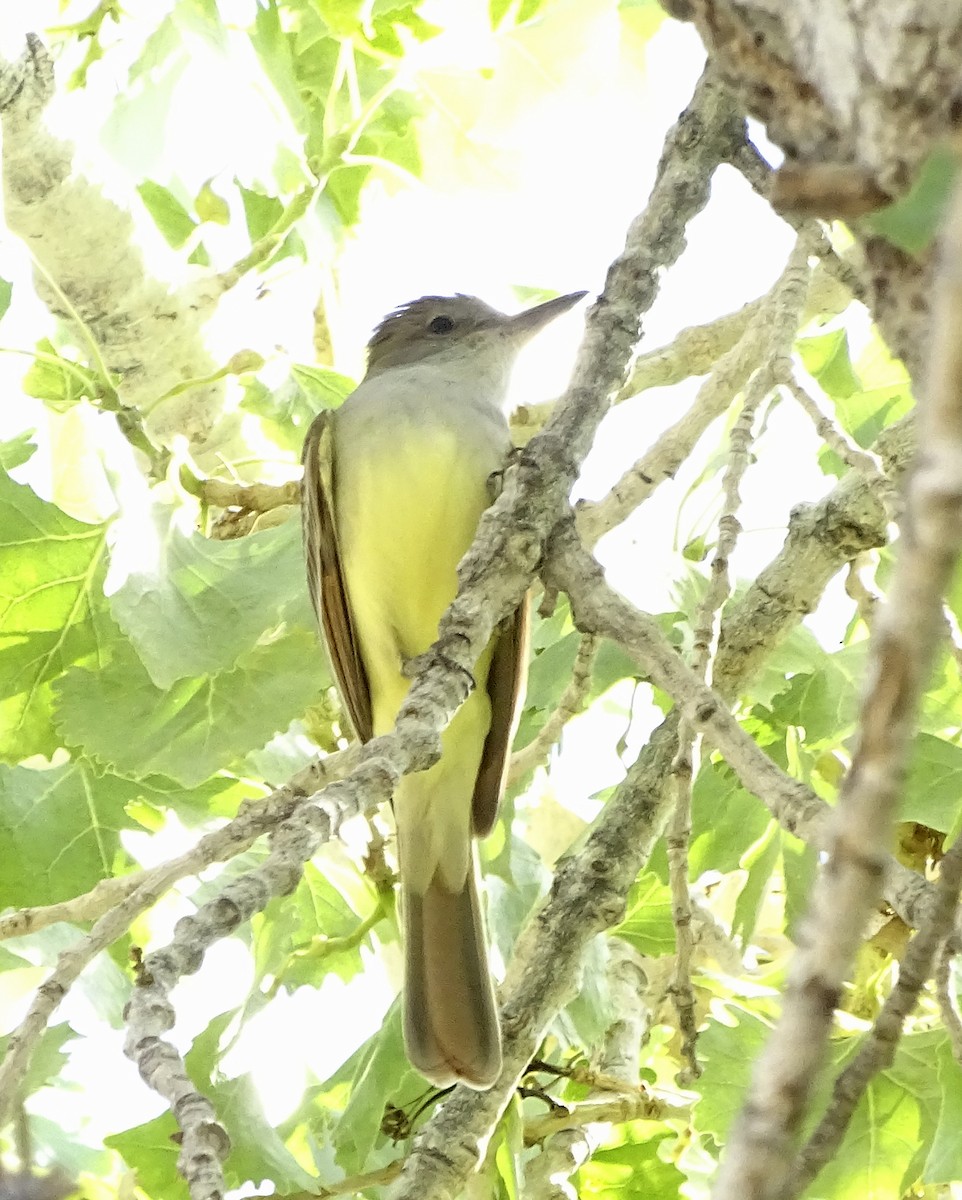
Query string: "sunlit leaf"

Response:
xmin=864 ymin=146 xmax=960 ymax=255
xmin=615 ymin=873 xmax=674 ymax=956
xmin=137 ymin=180 xmax=197 ymax=248
xmin=55 ymin=626 xmax=326 ymax=787
xmin=0 ymin=468 xmax=110 ymax=761
xmin=333 ymin=1004 xmax=420 ymax=1173
xmin=195 ymin=178 xmax=231 ymax=224
xmin=0 ymin=760 xmax=140 ymax=907
xmin=108 ymin=509 xmax=313 ymax=688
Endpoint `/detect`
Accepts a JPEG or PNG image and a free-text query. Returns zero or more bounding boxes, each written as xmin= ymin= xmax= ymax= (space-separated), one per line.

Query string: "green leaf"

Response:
xmin=137 ymin=180 xmax=197 ymax=248
xmin=925 ymin=1038 xmax=962 ymax=1183
xmin=238 ymin=183 xmax=284 ymax=241
xmin=0 ymin=944 xmax=30 ymax=971
xmin=523 ymin=629 xmax=580 ymax=711
xmin=88 ymin=769 xmax=250 ymax=832
xmin=739 ymin=618 xmax=826 ymax=709
xmin=194 ymin=178 xmax=231 ymax=224
xmin=129 ymin=1011 xmax=316 ymax=1199
xmin=250 ymin=0 xmax=310 ymax=131
xmin=817 ymin=382 xmax=914 ymax=478
xmin=731 ymin=820 xmax=780 ymax=944
xmin=22 ymin=1111 xmax=112 ymax=1178
xmin=255 ymin=859 xmax=377 ymax=990
xmin=0 ymin=275 xmax=12 ymax=319
xmin=55 ymin=626 xmax=326 ymax=787
xmin=241 ymin=366 xmax=355 ymax=453
xmin=0 ymin=1022 xmax=76 ymax=1095
xmin=832 ymin=383 xmax=913 ymax=449
xmin=324 ymin=162 xmax=370 ymax=227
xmin=615 ymin=873 xmax=674 ymax=956
xmin=334 ymin=1003 xmax=421 ymax=1173
xmin=902 ymin=733 xmax=962 ymax=832
xmin=647 ymin=760 xmax=773 ymax=885
xmin=619 ymin=0 xmax=668 ymax=42
xmin=765 ymin=642 xmax=866 ymax=750
xmin=592 ymin=637 xmax=644 ymax=696
xmin=578 ymin=1129 xmax=685 ymax=1199
xmin=22 ymin=338 xmax=102 ymax=409
xmin=367 ymin=2 xmax=441 ymax=55
xmin=0 ymin=760 xmax=139 ymax=907
xmin=486 ymin=831 xmax=550 ymax=962
xmin=682 ymin=534 xmax=709 ymax=562
xmin=219 ymin=1076 xmax=319 ymax=1191
xmin=126 ymin=10 xmax=183 ymax=84
xmin=106 ymin=1112 xmax=189 ymax=1200
xmin=489 ymin=0 xmax=548 ymax=28
xmin=864 ymin=146 xmax=960 ymax=255
xmin=318 ymin=0 xmax=363 ymax=35
xmin=782 ymin=829 xmax=818 ymax=938
xmin=796 ymin=326 xmax=860 ymax=400
xmin=108 ymin=511 xmax=314 ymax=688
xmin=695 ymin=1002 xmax=771 ymax=1141
xmin=0 ymin=467 xmax=110 ymax=761
xmin=698 ymin=1009 xmax=942 ymax=1196
xmin=290 ymin=363 xmax=356 ymax=413
xmin=187 ymin=240 xmax=211 ymax=266
xmin=0 ymin=432 xmax=37 ymax=471
xmin=563 ymin=932 xmax=613 ymax=1049
xmin=813 ymin=1030 xmax=943 ymax=1198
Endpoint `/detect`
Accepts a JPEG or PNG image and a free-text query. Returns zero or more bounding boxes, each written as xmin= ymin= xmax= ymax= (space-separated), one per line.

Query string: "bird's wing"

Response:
xmin=301 ymin=410 xmax=374 ymax=743
xmin=471 ymin=594 xmax=531 ymax=836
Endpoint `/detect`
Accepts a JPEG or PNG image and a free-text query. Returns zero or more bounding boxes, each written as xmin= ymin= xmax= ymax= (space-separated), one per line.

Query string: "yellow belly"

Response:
xmin=335 ymin=422 xmax=499 ymax=892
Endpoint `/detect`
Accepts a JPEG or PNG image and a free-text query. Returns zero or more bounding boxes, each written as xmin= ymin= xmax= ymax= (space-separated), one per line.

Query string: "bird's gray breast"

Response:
xmin=333 ymin=359 xmax=511 ymax=470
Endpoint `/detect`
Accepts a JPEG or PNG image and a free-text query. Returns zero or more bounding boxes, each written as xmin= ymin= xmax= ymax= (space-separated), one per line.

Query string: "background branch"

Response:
xmin=713 ymin=167 xmax=962 ymax=1200
xmin=788 ymin=837 xmax=962 ymax=1197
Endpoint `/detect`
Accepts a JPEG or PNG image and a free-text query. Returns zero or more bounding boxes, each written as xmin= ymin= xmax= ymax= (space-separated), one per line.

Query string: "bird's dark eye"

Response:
xmin=429 ymin=315 xmax=455 ymax=334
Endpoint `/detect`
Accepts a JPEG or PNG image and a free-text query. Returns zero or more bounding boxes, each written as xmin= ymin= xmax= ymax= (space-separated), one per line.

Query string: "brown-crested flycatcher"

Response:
xmin=301 ymin=290 xmax=586 ymax=1088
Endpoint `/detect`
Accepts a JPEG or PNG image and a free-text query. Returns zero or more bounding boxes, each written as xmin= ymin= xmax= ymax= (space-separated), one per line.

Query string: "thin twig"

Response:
xmin=507 ymin=634 xmax=598 ymax=783
xmin=523 ymin=940 xmax=655 ymax=1197
xmin=843 ymin=553 xmax=881 ymax=628
xmin=670 ymin=360 xmax=769 ymax=1079
xmin=545 ymin=516 xmax=939 ymax=934
xmin=577 ymin=228 xmax=821 ymax=546
xmin=779 ymin=370 xmax=892 ymax=497
xmin=524 ymin=1093 xmax=665 ymax=1146
xmin=935 ymin=935 xmax=962 ymax=1065
xmin=0 ymin=749 xmax=358 ymax=943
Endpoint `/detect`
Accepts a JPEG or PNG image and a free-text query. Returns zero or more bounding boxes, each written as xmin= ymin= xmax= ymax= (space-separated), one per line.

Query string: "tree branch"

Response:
xmin=788 ymin=836 xmax=962 ymax=1197
xmin=507 ymin=634 xmax=598 ymax=784
xmin=0 ymin=37 xmax=223 ymax=455
xmin=713 ymin=166 xmax=962 ymax=1200
xmin=0 ymin=747 xmax=361 ymax=1126
xmin=935 ymin=936 xmax=962 ymax=1066
xmin=576 ymin=226 xmax=822 ymax=546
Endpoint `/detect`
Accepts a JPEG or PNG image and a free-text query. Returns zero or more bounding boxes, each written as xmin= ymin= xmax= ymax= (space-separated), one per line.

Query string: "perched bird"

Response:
xmin=301 ymin=290 xmax=586 ymax=1088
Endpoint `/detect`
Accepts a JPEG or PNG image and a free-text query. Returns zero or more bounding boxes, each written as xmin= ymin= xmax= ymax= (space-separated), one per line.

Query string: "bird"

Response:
xmin=301 ymin=290 xmax=586 ymax=1088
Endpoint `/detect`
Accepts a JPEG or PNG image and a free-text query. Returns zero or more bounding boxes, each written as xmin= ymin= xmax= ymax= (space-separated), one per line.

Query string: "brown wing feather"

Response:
xmin=301 ymin=411 xmax=373 ymax=743
xmin=472 ymin=595 xmax=530 ymax=836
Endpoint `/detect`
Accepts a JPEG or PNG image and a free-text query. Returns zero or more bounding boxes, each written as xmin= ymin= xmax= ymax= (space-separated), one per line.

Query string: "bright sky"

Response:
xmin=0 ymin=0 xmax=864 ymax=1170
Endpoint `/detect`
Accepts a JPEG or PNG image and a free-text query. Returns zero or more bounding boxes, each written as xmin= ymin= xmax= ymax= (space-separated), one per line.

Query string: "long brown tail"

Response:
xmin=402 ymin=861 xmax=501 ymax=1090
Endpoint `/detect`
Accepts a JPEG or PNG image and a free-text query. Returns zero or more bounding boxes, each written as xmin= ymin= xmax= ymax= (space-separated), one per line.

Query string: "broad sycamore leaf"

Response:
xmin=0 ymin=466 xmax=111 ymax=761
